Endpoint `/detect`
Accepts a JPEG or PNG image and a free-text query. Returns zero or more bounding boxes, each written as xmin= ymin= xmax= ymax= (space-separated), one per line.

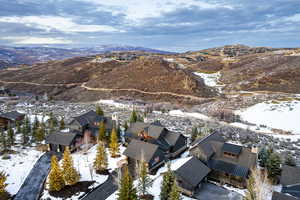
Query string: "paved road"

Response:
xmin=14 ymin=152 xmax=57 ymax=200
xmin=80 ymin=172 xmax=118 ymax=200
xmin=194 ymin=183 xmax=243 ymax=200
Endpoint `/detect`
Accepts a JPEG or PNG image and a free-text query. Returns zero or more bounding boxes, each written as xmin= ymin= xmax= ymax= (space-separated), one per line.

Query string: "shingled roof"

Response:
xmin=71 ymin=110 xmax=105 ymax=127
xmin=208 ymin=159 xmax=249 ymax=178
xmin=145 ymin=124 xmax=165 ymax=139
xmin=272 ymin=192 xmax=300 ymax=200
xmin=281 ymin=165 xmax=300 ymax=186
xmin=175 ymin=157 xmax=211 ymax=187
xmin=45 ymin=132 xmax=78 ymax=146
xmin=222 ymin=143 xmax=242 ymax=155
xmin=123 ymin=139 xmax=165 ymax=163
xmin=0 ymin=111 xmax=25 ymax=121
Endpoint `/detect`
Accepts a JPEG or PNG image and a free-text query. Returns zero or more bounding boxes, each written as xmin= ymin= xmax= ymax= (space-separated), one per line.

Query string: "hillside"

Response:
xmin=0 ymin=54 xmax=215 ymax=103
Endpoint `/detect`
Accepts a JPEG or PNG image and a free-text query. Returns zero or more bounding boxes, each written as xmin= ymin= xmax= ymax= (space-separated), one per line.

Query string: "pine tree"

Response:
xmin=137 ymin=156 xmax=153 ymax=197
xmin=36 ymin=125 xmax=45 ymax=142
xmin=96 ymin=105 xmax=104 ymax=116
xmin=129 ymin=110 xmax=138 ymax=123
xmin=61 ymin=147 xmax=80 ymax=185
xmin=60 ymin=117 xmax=65 ymax=130
xmin=124 ymin=121 xmax=128 ymax=131
xmin=0 ymin=171 xmax=8 ymax=194
xmin=109 ymin=128 xmax=120 ymax=158
xmin=93 ymin=142 xmax=108 ymax=173
xmin=243 ymin=170 xmax=256 ymax=200
xmin=7 ymin=124 xmax=14 ymax=147
xmin=266 ymin=152 xmax=281 ymax=184
xmin=0 ymin=130 xmax=7 ymax=151
xmin=160 ymin=163 xmax=175 ymax=200
xmin=98 ymin=121 xmax=106 ymax=142
xmin=191 ymin=126 xmax=198 ymax=143
xmin=117 ymin=165 xmax=137 ymax=200
xmin=169 ymin=181 xmax=181 ymax=200
xmin=32 ymin=116 xmax=40 ymax=132
xmin=21 ymin=124 xmax=29 ymax=145
xmin=284 ymin=153 xmax=296 ymax=167
xmin=48 ymin=155 xmax=65 ymax=192
xmin=258 ymin=147 xmax=268 ymax=167
xmin=16 ymin=121 xmax=21 ymax=133
xmin=24 ymin=116 xmax=31 ymax=136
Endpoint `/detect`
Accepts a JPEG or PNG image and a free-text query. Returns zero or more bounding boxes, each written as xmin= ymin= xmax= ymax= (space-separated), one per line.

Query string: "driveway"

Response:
xmin=14 ymin=152 xmax=59 ymax=200
xmin=194 ymin=183 xmax=243 ymax=200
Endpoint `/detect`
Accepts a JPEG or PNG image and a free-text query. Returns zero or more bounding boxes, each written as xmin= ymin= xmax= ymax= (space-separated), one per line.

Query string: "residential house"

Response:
xmin=272 ymin=191 xmax=300 ymax=200
xmin=123 ymin=139 xmax=166 ymax=176
xmin=0 ymin=111 xmax=25 ymax=129
xmin=68 ymin=110 xmax=117 ymax=143
xmin=125 ymin=122 xmax=187 ymax=158
xmin=45 ymin=131 xmax=82 ymax=153
xmin=174 ymin=156 xmax=211 ymax=197
xmin=190 ymin=132 xmax=257 ymax=188
xmin=280 ymin=165 xmax=300 ymax=199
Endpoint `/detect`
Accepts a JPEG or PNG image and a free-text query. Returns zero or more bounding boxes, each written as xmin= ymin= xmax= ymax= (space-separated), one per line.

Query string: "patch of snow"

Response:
xmin=237 ymin=100 xmax=300 ymax=135
xmin=169 ymin=109 xmax=210 ymax=120
xmin=193 ymin=71 xmax=223 ymax=89
xmin=98 ymin=100 xmax=128 ymax=108
xmin=0 ymin=147 xmax=43 ymax=195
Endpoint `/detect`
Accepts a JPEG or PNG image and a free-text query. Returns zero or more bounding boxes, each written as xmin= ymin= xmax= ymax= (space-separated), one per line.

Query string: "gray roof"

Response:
xmin=71 ymin=110 xmax=106 ymax=127
xmin=272 ymin=192 xmax=300 ymax=200
xmin=282 ymin=185 xmax=300 ymax=199
xmin=222 ymin=143 xmax=242 ymax=155
xmin=0 ymin=111 xmax=25 ymax=121
xmin=45 ymin=132 xmax=77 ymax=146
xmin=145 ymin=125 xmax=165 ymax=139
xmin=126 ymin=122 xmax=151 ymax=135
xmin=164 ymin=132 xmax=182 ymax=146
xmin=175 ymin=157 xmax=211 ymax=187
xmin=281 ymin=165 xmax=300 ymax=186
xmin=208 ymin=159 xmax=249 ymax=178
xmin=123 ymin=139 xmax=165 ymax=163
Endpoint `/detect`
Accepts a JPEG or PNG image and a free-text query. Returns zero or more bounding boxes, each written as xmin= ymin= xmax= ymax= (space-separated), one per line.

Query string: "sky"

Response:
xmin=0 ymin=0 xmax=299 ymax=52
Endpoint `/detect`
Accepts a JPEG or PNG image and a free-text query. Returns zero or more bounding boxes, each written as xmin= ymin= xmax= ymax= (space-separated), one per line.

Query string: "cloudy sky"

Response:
xmin=0 ymin=0 xmax=299 ymax=52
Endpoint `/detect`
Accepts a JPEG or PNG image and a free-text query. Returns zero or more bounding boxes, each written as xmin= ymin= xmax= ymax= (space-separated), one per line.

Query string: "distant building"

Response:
xmin=190 ymin=132 xmax=257 ymax=188
xmin=0 ymin=111 xmax=25 ymax=129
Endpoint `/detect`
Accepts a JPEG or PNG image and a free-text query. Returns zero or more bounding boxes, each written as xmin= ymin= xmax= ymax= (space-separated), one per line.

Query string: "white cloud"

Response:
xmin=0 ymin=16 xmax=122 ymax=33
xmin=2 ymin=36 xmax=72 ymax=44
xmin=284 ymin=13 xmax=300 ymax=22
xmin=84 ymin=0 xmax=234 ymax=22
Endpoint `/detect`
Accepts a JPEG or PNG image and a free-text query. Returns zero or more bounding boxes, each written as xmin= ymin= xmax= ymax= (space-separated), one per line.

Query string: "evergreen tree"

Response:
xmin=190 ymin=126 xmax=198 ymax=143
xmin=93 ymin=142 xmax=108 ymax=173
xmin=117 ymin=165 xmax=137 ymax=200
xmin=24 ymin=116 xmax=31 ymax=136
xmin=169 ymin=181 xmax=181 ymax=200
xmin=266 ymin=152 xmax=281 ymax=184
xmin=48 ymin=155 xmax=65 ymax=192
xmin=123 ymin=121 xmax=128 ymax=131
xmin=16 ymin=121 xmax=21 ymax=133
xmin=0 ymin=171 xmax=8 ymax=194
xmin=243 ymin=170 xmax=256 ymax=200
xmin=7 ymin=124 xmax=14 ymax=147
xmin=96 ymin=105 xmax=104 ymax=116
xmin=32 ymin=116 xmax=40 ymax=132
xmin=109 ymin=128 xmax=120 ymax=158
xmin=36 ymin=125 xmax=45 ymax=142
xmin=61 ymin=147 xmax=80 ymax=185
xmin=284 ymin=153 xmax=296 ymax=167
xmin=21 ymin=125 xmax=29 ymax=145
xmin=60 ymin=117 xmax=65 ymax=130
xmin=137 ymin=156 xmax=153 ymax=197
xmin=0 ymin=130 xmax=7 ymax=151
xmin=129 ymin=110 xmax=138 ymax=123
xmin=160 ymin=163 xmax=175 ymax=200
xmin=258 ymin=147 xmax=268 ymax=167
xmin=98 ymin=121 xmax=106 ymax=142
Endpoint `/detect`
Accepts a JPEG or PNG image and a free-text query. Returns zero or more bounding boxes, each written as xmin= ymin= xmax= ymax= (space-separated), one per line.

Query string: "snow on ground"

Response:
xmin=193 ymin=71 xmax=224 ymax=90
xmin=230 ymin=122 xmax=274 ymax=134
xmin=98 ymin=99 xmax=128 ymax=108
xmin=41 ymin=144 xmax=126 ymax=200
xmin=0 ymin=147 xmax=43 ymax=195
xmin=237 ymin=100 xmax=300 ymax=135
xmin=169 ymin=110 xmax=210 ymax=120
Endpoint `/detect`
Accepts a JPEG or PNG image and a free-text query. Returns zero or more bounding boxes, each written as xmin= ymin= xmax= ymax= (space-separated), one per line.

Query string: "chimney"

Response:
xmin=251 ymin=145 xmax=258 ymax=154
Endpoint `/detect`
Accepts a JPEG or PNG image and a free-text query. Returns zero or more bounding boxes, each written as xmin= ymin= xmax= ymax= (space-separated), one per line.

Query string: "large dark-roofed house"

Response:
xmin=190 ymin=132 xmax=257 ymax=188
xmin=125 ymin=122 xmax=187 ymax=158
xmin=174 ymin=156 xmax=211 ymax=197
xmin=280 ymin=165 xmax=300 ymax=199
xmin=45 ymin=131 xmax=82 ymax=153
xmin=123 ymin=139 xmax=166 ymax=175
xmin=0 ymin=111 xmax=25 ymax=129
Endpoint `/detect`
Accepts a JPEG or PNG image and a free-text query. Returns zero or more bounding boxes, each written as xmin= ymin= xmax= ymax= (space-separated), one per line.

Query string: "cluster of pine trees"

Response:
xmin=160 ymin=163 xmax=181 ymax=200
xmin=129 ymin=110 xmax=144 ymax=124
xmin=190 ymin=124 xmax=212 ymax=143
xmin=48 ymin=147 xmax=80 ymax=192
xmin=0 ymin=113 xmax=66 ymax=151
